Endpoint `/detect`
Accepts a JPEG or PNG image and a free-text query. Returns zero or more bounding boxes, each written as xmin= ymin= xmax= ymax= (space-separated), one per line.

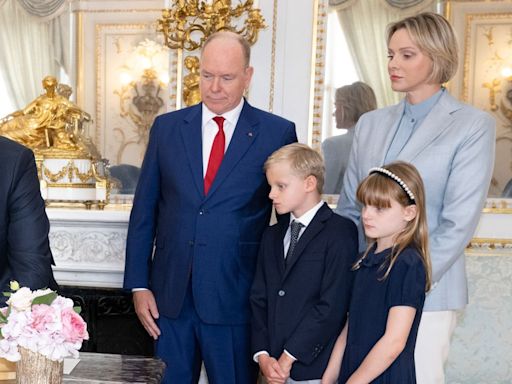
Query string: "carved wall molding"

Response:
xmin=50 ymin=230 xmax=126 ymax=264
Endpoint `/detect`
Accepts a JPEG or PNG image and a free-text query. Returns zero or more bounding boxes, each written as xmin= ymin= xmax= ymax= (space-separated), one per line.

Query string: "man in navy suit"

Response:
xmin=123 ymin=31 xmax=297 ymax=383
xmin=0 ymin=136 xmax=57 ymax=303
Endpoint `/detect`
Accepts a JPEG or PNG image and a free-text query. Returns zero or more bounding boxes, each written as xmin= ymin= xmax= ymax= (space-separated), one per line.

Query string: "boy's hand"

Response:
xmin=277 ymin=352 xmax=295 ymax=381
xmin=258 ymin=355 xmax=287 ymax=384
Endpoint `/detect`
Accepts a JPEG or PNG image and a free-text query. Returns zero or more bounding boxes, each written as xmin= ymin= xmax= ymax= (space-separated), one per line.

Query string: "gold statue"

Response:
xmin=158 ymin=0 xmax=266 ymax=51
xmin=0 ymin=76 xmax=91 ymax=153
xmin=183 ymin=55 xmax=201 ymax=106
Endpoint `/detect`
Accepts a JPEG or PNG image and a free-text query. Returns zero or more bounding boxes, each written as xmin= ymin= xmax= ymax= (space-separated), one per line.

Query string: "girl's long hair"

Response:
xmin=354 ymin=161 xmax=432 ymax=291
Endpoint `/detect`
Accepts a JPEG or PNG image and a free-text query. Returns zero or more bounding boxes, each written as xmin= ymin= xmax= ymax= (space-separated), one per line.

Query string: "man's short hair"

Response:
xmin=264 ymin=143 xmax=325 ymax=194
xmin=202 ymin=31 xmax=251 ymax=67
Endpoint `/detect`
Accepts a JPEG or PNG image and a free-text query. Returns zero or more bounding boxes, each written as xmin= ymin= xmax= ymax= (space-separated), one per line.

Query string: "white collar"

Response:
xmin=202 ymin=98 xmax=245 ymax=126
xmin=290 ymin=201 xmax=324 ymax=228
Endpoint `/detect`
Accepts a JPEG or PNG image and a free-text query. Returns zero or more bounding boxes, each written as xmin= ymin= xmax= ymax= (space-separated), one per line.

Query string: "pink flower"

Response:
xmin=30 ymin=305 xmax=57 ymax=332
xmin=61 ymin=308 xmax=88 ymax=343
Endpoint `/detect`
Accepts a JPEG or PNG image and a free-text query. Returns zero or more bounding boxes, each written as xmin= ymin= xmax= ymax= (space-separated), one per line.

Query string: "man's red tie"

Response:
xmin=204 ymin=116 xmax=225 ymax=194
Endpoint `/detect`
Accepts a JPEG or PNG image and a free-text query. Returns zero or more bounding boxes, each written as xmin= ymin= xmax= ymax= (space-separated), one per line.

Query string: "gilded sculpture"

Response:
xmin=0 ymin=76 xmax=91 ymax=155
xmin=183 ymin=55 xmax=201 ymax=106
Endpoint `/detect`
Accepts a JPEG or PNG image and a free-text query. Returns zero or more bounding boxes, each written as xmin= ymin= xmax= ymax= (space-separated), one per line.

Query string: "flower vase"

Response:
xmin=16 ymin=347 xmax=63 ymax=384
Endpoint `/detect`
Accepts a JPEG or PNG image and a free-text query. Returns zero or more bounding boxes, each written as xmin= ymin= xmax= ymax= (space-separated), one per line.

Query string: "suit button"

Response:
xmin=189 ymin=241 xmax=194 ymax=246
xmin=199 ymin=210 xmax=204 ymax=215
xmin=278 ymin=290 xmax=285 ymax=297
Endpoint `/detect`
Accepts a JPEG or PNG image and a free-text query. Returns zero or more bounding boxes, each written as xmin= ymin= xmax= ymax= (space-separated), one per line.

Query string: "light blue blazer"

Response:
xmin=336 ymin=91 xmax=496 ymax=311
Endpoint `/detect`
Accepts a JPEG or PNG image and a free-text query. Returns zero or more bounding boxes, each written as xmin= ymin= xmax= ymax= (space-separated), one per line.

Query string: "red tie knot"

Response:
xmin=213 ymin=116 xmax=225 ymax=129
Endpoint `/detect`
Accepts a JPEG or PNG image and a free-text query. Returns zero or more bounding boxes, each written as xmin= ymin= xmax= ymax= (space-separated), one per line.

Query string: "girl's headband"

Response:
xmin=368 ymin=167 xmax=416 ymax=203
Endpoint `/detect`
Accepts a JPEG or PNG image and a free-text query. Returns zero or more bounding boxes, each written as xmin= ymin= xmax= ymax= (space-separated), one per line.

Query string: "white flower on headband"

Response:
xmin=368 ymin=167 xmax=416 ymax=202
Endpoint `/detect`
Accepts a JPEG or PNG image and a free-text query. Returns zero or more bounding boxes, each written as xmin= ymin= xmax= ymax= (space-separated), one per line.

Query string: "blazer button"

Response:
xmin=278 ymin=290 xmax=285 ymax=297
xmin=199 ymin=210 xmax=204 ymax=215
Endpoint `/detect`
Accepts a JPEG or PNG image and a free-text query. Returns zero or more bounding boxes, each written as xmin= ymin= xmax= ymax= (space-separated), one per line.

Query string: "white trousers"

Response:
xmin=414 ymin=311 xmax=457 ymax=384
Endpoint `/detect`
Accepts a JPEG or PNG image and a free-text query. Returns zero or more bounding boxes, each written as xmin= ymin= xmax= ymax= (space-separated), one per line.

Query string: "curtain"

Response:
xmin=332 ymin=0 xmax=436 ymax=107
xmin=0 ymin=0 xmax=69 ymax=110
xmin=18 ymin=0 xmax=67 ymax=19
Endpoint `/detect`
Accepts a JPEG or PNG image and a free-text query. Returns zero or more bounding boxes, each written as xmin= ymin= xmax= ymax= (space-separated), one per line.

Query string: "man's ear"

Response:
xmin=403 ymin=204 xmax=417 ymax=222
xmin=304 ymin=175 xmax=318 ymax=192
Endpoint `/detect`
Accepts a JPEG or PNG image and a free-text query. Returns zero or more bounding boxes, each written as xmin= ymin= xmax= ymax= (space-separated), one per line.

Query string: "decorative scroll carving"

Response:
xmin=49 ymin=231 xmax=126 ymax=264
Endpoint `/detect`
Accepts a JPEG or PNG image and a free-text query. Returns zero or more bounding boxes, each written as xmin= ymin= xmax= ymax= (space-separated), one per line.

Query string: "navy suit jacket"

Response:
xmin=0 ymin=137 xmax=56 ymax=302
xmin=250 ymin=203 xmax=358 ymax=380
xmin=123 ymin=101 xmax=297 ymax=325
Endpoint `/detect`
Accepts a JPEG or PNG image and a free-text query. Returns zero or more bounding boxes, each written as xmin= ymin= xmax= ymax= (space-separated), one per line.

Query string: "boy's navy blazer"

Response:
xmin=123 ymin=101 xmax=297 ymax=325
xmin=250 ymin=202 xmax=358 ymax=380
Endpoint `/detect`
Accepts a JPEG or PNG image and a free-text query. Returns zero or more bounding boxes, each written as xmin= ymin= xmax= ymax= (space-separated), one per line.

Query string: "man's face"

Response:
xmin=200 ymin=37 xmax=253 ymax=115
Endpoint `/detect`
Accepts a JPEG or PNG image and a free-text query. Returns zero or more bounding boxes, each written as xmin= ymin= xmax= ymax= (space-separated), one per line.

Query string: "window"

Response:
xmin=321 ymin=11 xmax=359 ymax=141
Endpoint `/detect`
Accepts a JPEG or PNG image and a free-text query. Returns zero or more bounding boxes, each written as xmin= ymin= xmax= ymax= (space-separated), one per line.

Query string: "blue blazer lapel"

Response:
xmin=180 ymin=104 xmax=205 ymax=198
xmin=284 ymin=203 xmax=332 ymax=278
xmin=275 ymin=215 xmax=289 ymax=277
xmin=375 ymin=101 xmax=404 ymax=166
xmin=205 ymin=101 xmax=259 ymax=199
xmin=399 ymin=92 xmax=462 ymax=162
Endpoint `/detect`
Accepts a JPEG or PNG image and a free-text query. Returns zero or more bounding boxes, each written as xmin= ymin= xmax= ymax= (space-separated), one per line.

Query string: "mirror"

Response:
xmin=313 ymin=1 xmax=512 ymax=203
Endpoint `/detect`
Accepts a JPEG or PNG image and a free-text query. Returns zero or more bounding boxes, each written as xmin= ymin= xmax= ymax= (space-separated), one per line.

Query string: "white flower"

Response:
xmin=0 ymin=283 xmax=88 ymax=362
xmin=6 ymin=287 xmax=34 ymax=311
xmin=32 ymin=288 xmax=53 ymax=299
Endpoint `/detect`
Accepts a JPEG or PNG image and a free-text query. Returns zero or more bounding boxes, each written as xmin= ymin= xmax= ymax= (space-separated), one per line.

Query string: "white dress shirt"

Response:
xmin=201 ymin=99 xmax=244 ymax=176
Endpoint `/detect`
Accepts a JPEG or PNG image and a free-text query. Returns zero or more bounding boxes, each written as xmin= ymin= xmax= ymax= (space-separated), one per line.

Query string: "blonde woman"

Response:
xmin=336 ymin=12 xmax=495 ymax=383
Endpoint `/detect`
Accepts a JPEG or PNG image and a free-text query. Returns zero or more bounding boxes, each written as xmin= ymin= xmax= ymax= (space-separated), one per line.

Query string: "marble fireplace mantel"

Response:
xmin=48 ymin=206 xmax=131 ymax=288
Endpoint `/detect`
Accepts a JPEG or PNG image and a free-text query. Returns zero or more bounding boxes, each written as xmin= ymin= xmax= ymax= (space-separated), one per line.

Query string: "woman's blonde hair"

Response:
xmin=386 ymin=12 xmax=458 ymax=84
xmin=355 ymin=161 xmax=432 ymax=291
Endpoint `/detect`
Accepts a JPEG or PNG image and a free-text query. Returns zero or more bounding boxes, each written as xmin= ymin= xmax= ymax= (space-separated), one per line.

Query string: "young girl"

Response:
xmin=322 ymin=161 xmax=431 ymax=383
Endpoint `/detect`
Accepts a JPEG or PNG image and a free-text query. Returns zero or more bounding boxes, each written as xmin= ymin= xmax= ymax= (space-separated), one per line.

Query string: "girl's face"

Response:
xmin=362 ymin=198 xmax=416 ymax=252
xmin=387 ymin=28 xmax=438 ymax=104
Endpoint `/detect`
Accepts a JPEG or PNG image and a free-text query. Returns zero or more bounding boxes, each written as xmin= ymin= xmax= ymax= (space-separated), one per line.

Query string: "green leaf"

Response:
xmin=73 ymin=306 xmax=82 ymax=314
xmin=31 ymin=292 xmax=58 ymax=306
xmin=0 ymin=311 xmax=6 ymax=322
xmin=2 ymin=291 xmax=11 ymax=298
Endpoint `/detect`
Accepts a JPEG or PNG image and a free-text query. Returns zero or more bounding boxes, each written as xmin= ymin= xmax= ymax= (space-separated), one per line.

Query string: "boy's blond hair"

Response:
xmin=264 ymin=143 xmax=325 ymax=194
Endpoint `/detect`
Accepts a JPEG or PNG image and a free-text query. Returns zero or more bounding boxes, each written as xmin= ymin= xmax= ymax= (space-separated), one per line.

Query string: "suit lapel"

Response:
xmin=283 ymin=203 xmax=332 ymax=278
xmin=180 ymin=104 xmax=205 ymax=198
xmin=205 ymin=101 xmax=259 ymax=199
xmin=399 ymin=92 xmax=461 ymax=162
xmin=274 ymin=214 xmax=289 ymax=277
xmin=373 ymin=102 xmax=403 ymax=166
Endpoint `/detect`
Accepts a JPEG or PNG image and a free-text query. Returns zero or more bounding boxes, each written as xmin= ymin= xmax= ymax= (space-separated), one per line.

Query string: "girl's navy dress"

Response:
xmin=339 ymin=246 xmax=426 ymax=383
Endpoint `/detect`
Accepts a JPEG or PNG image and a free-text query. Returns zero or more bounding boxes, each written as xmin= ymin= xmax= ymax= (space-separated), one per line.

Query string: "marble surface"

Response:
xmin=63 ymin=353 xmax=164 ymax=383
xmin=5 ymin=353 xmax=165 ymax=383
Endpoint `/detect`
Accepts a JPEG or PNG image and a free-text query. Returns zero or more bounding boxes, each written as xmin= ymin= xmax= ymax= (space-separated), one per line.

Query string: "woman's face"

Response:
xmin=387 ymin=28 xmax=436 ymax=101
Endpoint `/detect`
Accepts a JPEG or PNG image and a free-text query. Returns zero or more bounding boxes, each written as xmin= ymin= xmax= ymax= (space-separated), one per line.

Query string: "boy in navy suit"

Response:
xmin=250 ymin=143 xmax=358 ymax=383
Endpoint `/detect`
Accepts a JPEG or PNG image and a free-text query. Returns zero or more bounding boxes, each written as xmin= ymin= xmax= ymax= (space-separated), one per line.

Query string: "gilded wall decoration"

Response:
xmin=448 ymin=1 xmax=512 ymax=197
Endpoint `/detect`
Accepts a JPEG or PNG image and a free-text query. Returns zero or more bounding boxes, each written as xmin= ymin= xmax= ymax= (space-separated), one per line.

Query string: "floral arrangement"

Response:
xmin=0 ymin=281 xmax=89 ymax=362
